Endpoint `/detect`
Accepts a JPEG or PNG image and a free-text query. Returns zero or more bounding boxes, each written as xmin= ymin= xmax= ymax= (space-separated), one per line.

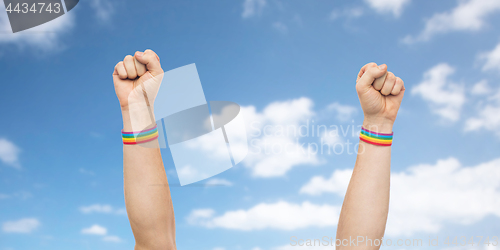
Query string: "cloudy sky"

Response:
xmin=1 ymin=0 xmax=500 ymax=249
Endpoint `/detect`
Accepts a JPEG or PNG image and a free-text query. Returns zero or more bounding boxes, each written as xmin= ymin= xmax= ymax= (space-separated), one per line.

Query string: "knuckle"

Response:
xmin=143 ymin=52 xmax=152 ymax=59
xmin=366 ymin=67 xmax=377 ymax=75
xmin=144 ymin=49 xmax=155 ymax=57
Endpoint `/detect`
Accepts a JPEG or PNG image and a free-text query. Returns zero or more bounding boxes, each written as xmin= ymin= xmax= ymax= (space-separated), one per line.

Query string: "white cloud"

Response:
xmin=205 ymin=178 xmax=233 ymax=187
xmin=324 ymin=102 xmax=357 ymax=122
xmin=176 ymin=164 xmax=203 ymax=182
xmin=241 ymin=97 xmax=319 ymax=177
xmin=102 ymin=235 xmax=122 ymax=243
xmin=0 ymin=0 xmax=114 ymax=51
xmin=180 ymin=98 xmax=354 ymax=178
xmin=464 ymin=88 xmax=500 ymax=136
xmin=388 ymin=157 xmax=500 ymax=236
xmin=254 ymin=97 xmax=315 ymax=125
xmin=300 ymin=157 xmax=500 ymax=236
xmin=212 ymin=248 xmax=225 ymax=250
xmin=364 ymin=0 xmax=410 ymax=17
xmin=479 ymin=42 xmax=500 ymax=72
xmin=0 ymin=4 xmax=74 ymax=51
xmin=272 ymin=22 xmax=288 ymax=34
xmin=412 ymin=63 xmax=466 ymax=122
xmin=403 ymin=0 xmax=500 ymax=43
xmin=0 ymin=138 xmax=21 ymax=168
xmin=2 ymin=218 xmax=40 ymax=233
xmin=242 ymin=0 xmax=267 ymax=19
xmin=187 ymin=209 xmax=215 ymax=225
xmin=471 ymin=80 xmax=490 ymax=95
xmin=0 ymin=193 xmax=9 ymax=199
xmin=81 ymin=224 xmax=107 ymax=235
xmin=300 ymin=168 xmax=352 ymax=196
xmin=187 ymin=201 xmax=340 ymax=231
xmin=90 ymin=0 xmax=115 ymax=22
xmin=81 ymin=224 xmax=122 ymax=242
xmin=80 ymin=204 xmax=112 ymax=214
xmin=320 ymin=129 xmax=343 ymax=148
xmin=79 ymin=204 xmax=126 ymax=215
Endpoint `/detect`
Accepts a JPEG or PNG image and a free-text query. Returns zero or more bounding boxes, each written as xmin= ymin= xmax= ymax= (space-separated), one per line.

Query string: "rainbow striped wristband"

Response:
xmin=122 ymin=124 xmax=159 ymax=145
xmin=359 ymin=127 xmax=393 ymax=146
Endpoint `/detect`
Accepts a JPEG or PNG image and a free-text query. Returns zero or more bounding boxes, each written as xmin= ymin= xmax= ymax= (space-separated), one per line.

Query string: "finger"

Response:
xmin=134 ymin=54 xmax=147 ymax=77
xmin=114 ymin=61 xmax=128 ymax=80
xmin=391 ymin=77 xmax=405 ymax=106
xmin=394 ymin=88 xmax=405 ymax=104
xmin=391 ymin=77 xmax=404 ymax=95
xmin=135 ymin=49 xmax=163 ymax=77
xmin=357 ymin=62 xmax=377 ymax=83
xmin=356 ymin=63 xmax=387 ymax=92
xmin=373 ymin=65 xmax=388 ymax=91
xmin=381 ymin=72 xmax=396 ymax=96
xmin=123 ymin=55 xmax=138 ymax=79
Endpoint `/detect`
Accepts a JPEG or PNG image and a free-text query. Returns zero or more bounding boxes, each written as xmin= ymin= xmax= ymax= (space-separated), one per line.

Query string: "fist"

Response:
xmin=356 ymin=63 xmax=405 ymax=130
xmin=113 ymin=49 xmax=163 ymax=111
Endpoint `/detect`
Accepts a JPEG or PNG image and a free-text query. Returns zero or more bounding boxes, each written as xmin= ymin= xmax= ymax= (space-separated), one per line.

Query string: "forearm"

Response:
xmin=122 ymin=109 xmax=176 ymax=250
xmin=336 ymin=120 xmax=392 ymax=250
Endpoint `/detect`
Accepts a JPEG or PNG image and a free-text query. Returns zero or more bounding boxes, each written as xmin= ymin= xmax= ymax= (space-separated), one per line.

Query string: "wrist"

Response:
xmin=362 ymin=117 xmax=394 ymax=133
xmin=121 ymin=107 xmax=156 ymax=132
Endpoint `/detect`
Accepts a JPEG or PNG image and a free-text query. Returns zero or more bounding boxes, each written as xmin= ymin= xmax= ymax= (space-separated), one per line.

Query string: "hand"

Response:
xmin=113 ymin=49 xmax=164 ymax=131
xmin=356 ymin=63 xmax=405 ymax=132
xmin=113 ymin=49 xmax=163 ymax=110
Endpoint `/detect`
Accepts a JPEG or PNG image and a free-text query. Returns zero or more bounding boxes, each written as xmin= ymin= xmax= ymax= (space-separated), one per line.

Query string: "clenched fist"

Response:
xmin=356 ymin=63 xmax=405 ymax=132
xmin=113 ymin=49 xmax=164 ymax=131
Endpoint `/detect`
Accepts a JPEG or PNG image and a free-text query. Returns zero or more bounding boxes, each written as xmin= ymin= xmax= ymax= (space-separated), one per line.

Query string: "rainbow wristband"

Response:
xmin=359 ymin=127 xmax=393 ymax=146
xmin=122 ymin=124 xmax=159 ymax=145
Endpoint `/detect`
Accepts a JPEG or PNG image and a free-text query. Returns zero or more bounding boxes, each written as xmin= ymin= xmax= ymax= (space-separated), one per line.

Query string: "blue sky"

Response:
xmin=1 ymin=0 xmax=500 ymax=249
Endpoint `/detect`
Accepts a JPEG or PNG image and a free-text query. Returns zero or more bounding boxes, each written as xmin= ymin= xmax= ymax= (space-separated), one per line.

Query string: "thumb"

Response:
xmin=356 ymin=63 xmax=387 ymax=93
xmin=134 ymin=49 xmax=163 ymax=77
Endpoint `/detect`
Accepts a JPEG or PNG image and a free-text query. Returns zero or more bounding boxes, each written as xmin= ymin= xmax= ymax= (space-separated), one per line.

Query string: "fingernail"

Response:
xmin=136 ymin=51 xmax=144 ymax=57
xmin=378 ymin=64 xmax=386 ymax=70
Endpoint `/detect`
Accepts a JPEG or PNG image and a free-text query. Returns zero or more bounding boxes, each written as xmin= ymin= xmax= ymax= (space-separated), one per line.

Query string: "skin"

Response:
xmin=336 ymin=63 xmax=405 ymax=250
xmin=113 ymin=50 xmax=176 ymax=250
